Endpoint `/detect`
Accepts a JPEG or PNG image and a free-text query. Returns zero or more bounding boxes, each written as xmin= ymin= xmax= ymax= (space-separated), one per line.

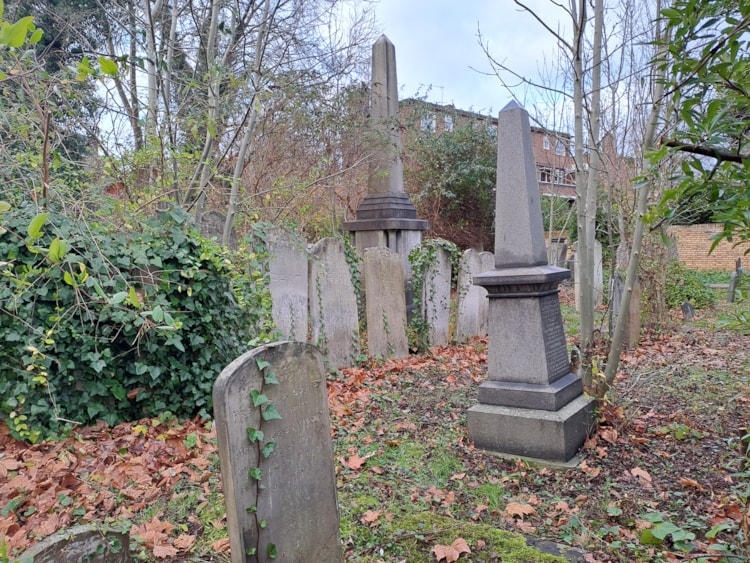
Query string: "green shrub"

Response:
xmin=0 ymin=203 xmax=272 ymax=441
xmin=664 ymin=261 xmax=715 ymax=309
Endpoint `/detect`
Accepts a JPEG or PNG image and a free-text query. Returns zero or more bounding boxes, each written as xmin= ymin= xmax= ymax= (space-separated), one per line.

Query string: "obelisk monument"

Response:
xmin=468 ymin=101 xmax=593 ymax=463
xmin=343 ymin=35 xmax=428 ymax=271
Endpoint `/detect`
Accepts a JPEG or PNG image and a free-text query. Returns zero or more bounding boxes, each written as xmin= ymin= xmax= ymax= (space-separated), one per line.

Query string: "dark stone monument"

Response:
xmin=468 ymin=101 xmax=594 ymax=463
xmin=343 ymin=35 xmax=428 ymax=274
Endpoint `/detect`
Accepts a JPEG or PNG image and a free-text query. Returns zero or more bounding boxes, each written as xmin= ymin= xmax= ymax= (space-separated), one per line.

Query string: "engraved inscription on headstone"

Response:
xmin=423 ymin=244 xmax=452 ymax=347
xmin=213 ymin=342 xmax=341 ymax=562
xmin=456 ymin=249 xmax=485 ymax=342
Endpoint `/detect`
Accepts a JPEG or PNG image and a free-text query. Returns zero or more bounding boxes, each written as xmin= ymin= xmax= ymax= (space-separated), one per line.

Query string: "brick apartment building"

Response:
xmin=400 ymin=99 xmax=577 ymax=200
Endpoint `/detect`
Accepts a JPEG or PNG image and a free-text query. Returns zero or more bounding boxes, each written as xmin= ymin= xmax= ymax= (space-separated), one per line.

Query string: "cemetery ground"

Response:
xmin=1 ymin=288 xmax=749 ymax=562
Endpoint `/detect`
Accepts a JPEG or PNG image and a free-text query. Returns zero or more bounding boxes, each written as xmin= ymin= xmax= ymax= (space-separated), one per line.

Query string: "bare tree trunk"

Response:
xmin=604 ymin=0 xmax=669 ymax=388
xmin=223 ymin=0 xmax=272 ymax=246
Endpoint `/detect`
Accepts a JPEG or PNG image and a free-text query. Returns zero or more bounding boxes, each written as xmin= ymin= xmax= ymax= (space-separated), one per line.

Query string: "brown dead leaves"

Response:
xmin=431 ymin=537 xmax=471 ymax=562
xmin=0 ymin=417 xmax=216 ymax=557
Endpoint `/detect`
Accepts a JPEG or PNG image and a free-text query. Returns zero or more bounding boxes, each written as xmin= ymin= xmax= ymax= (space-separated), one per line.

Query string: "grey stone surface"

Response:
xmin=213 ymin=342 xmax=341 ymax=563
xmin=363 ymin=247 xmax=408 ymax=358
xmin=200 ymin=210 xmax=237 ymax=250
xmin=493 ymin=101 xmax=548 ymax=268
xmin=309 ymin=238 xmax=360 ymax=368
xmin=456 ymin=249 xmax=485 ymax=342
xmin=422 ymin=245 xmax=452 ymax=347
xmin=469 ymin=102 xmax=592 ymax=463
xmin=468 ymin=395 xmax=595 ymax=462
xmin=19 ymin=525 xmax=131 ymax=562
xmin=547 ymin=239 xmax=568 ymax=268
xmin=266 ymin=226 xmax=309 ymax=342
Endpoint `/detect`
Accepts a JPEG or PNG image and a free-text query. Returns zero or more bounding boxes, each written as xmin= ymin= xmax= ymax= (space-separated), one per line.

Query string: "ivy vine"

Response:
xmin=408 ymin=238 xmax=460 ymax=353
xmin=244 ymin=353 xmax=282 ymax=560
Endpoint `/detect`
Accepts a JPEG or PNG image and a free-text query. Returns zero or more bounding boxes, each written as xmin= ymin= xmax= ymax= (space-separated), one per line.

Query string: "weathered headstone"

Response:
xmin=200 ymin=210 xmax=237 ymax=250
xmin=309 ymin=238 xmax=360 ymax=367
xmin=342 ymin=35 xmax=428 ymax=279
xmin=213 ymin=342 xmax=341 ymax=562
xmin=469 ymin=101 xmax=593 ymax=463
xmin=18 ymin=525 xmax=131 ymax=563
xmin=456 ymin=249 xmax=485 ymax=342
xmin=422 ymin=244 xmax=452 ymax=347
xmin=265 ymin=226 xmax=309 ymax=342
xmin=547 ymin=238 xmax=568 ymax=268
xmin=364 ymin=247 xmax=409 ymax=358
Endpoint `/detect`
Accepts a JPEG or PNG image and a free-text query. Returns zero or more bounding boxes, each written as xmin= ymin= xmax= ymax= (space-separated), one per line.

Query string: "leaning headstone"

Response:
xmin=364 ymin=247 xmax=408 ymax=358
xmin=213 ymin=342 xmax=341 ymax=562
xmin=309 ymin=238 xmax=360 ymax=368
xmin=456 ymin=249 xmax=485 ymax=342
xmin=422 ymin=244 xmax=452 ymax=347
xmin=19 ymin=525 xmax=130 ymax=563
xmin=265 ymin=226 xmax=309 ymax=342
xmin=200 ymin=210 xmax=237 ymax=250
xmin=728 ymin=272 xmax=739 ymax=303
xmin=469 ymin=101 xmax=593 ymax=463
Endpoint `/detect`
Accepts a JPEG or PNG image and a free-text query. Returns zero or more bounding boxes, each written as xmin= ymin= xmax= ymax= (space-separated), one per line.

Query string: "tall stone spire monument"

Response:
xmin=468 ymin=101 xmax=594 ymax=463
xmin=343 ymin=35 xmax=428 ymax=268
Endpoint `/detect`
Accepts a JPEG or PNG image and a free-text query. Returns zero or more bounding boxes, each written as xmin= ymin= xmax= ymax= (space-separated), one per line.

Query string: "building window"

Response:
xmin=554 ymin=168 xmax=564 ymax=184
xmin=444 ymin=115 xmax=453 ymax=132
xmin=543 ymin=136 xmax=551 ymax=150
xmin=539 ymin=166 xmax=552 ymax=183
xmin=421 ymin=113 xmax=436 ymax=132
xmin=555 ymin=139 xmax=565 ymax=156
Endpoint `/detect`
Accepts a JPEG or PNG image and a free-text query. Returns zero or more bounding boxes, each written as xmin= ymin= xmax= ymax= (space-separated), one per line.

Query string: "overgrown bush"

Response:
xmin=664 ymin=261 xmax=715 ymax=309
xmin=0 ymin=203 xmax=272 ymax=441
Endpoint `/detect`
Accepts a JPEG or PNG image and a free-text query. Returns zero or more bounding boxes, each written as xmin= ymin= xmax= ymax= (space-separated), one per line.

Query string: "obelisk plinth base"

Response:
xmin=468 ymin=395 xmax=594 ymax=463
xmin=468 ymin=265 xmax=594 ymax=463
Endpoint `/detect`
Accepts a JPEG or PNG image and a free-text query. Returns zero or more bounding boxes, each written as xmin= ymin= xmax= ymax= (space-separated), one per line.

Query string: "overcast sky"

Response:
xmin=374 ymin=0 xmax=567 ymax=117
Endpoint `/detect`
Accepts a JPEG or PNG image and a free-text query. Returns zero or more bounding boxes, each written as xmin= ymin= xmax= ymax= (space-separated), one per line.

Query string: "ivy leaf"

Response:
xmin=63 ymin=271 xmax=76 ymax=287
xmin=246 ymin=428 xmax=264 ymax=443
xmin=267 ymin=544 xmax=277 ymax=559
xmin=255 ymin=357 xmax=270 ymax=371
xmin=248 ymin=467 xmax=262 ymax=481
xmin=259 ymin=519 xmax=267 ymax=528
xmin=262 ymin=404 xmax=282 ymax=421
xmin=264 ymin=370 xmax=279 ymax=385
xmin=128 ymin=286 xmax=142 ymax=309
xmin=250 ymin=390 xmax=268 ymax=407
xmin=261 ymin=441 xmax=276 ymax=459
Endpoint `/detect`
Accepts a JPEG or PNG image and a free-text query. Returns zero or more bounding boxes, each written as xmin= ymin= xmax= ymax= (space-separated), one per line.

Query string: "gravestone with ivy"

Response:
xmin=363 ymin=247 xmax=409 ymax=358
xmin=309 ymin=237 xmax=360 ymax=368
xmin=265 ymin=226 xmax=309 ymax=342
xmin=421 ymin=244 xmax=452 ymax=347
xmin=213 ymin=342 xmax=341 ymax=562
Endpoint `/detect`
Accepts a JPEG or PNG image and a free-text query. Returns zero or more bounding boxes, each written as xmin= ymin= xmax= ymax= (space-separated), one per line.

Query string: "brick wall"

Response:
xmin=667 ymin=224 xmax=748 ymax=271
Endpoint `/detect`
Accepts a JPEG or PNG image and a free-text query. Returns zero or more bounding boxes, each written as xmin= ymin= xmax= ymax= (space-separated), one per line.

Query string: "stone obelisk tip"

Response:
xmin=493 ymin=102 xmax=548 ymax=268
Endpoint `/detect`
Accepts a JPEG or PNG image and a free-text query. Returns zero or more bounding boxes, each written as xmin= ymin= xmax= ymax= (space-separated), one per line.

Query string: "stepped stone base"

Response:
xmin=468 ymin=394 xmax=595 ymax=463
